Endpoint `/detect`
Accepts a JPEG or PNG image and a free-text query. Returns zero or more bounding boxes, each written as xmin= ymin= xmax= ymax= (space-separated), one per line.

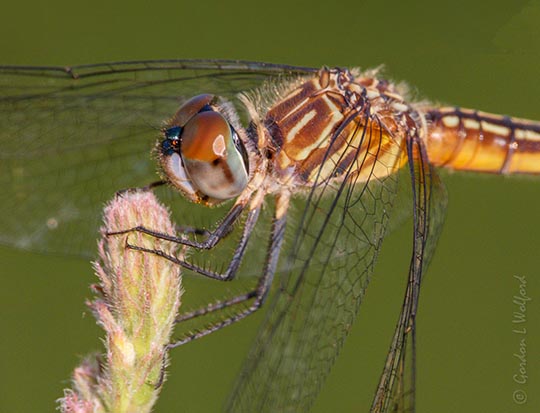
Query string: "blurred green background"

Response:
xmin=1 ymin=0 xmax=539 ymax=412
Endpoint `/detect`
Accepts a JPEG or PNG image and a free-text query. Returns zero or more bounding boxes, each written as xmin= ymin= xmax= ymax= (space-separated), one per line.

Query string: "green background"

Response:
xmin=1 ymin=0 xmax=539 ymax=412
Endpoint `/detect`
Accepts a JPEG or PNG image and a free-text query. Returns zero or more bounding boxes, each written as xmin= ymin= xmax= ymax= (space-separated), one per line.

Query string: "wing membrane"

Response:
xmin=226 ymin=109 xmax=405 ymax=412
xmin=371 ymin=131 xmax=448 ymax=413
xmin=0 ymin=60 xmax=315 ymax=257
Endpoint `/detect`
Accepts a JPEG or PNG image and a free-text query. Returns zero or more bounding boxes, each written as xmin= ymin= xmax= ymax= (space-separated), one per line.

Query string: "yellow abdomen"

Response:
xmin=425 ymin=107 xmax=540 ymax=174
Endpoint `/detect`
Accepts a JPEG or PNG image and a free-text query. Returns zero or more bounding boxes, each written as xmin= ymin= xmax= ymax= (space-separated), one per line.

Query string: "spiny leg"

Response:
xmin=174 ymin=224 xmax=210 ymax=237
xmin=113 ymin=180 xmax=212 ymax=238
xmin=108 ymin=201 xmax=247 ymax=249
xmin=168 ymin=194 xmax=288 ymax=348
xmin=115 ymin=180 xmax=167 ymax=196
xmin=152 ymin=196 xmax=287 ymax=390
xmin=115 ymin=180 xmax=235 ymax=239
xmin=126 ymin=204 xmax=259 ymax=281
xmin=176 ymin=291 xmax=257 ymax=323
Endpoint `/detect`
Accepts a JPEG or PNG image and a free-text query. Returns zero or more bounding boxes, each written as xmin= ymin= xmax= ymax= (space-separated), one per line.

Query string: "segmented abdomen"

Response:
xmin=425 ymin=107 xmax=540 ymax=174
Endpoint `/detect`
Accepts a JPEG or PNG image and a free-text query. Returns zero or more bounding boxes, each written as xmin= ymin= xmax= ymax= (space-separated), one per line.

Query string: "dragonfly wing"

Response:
xmin=0 ymin=60 xmax=315 ymax=257
xmin=371 ymin=131 xmax=448 ymax=412
xmin=225 ymin=109 xmax=405 ymax=412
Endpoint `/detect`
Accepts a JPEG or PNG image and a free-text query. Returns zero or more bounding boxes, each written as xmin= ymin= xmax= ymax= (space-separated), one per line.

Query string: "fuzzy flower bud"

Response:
xmin=60 ymin=190 xmax=183 ymax=413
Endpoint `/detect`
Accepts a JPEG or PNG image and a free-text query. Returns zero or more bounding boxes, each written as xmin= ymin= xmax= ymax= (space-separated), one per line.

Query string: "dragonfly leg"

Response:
xmin=107 ymin=201 xmax=247 ymax=249
xmin=114 ymin=180 xmax=167 ymax=196
xmin=125 ymin=205 xmax=259 ymax=281
xmin=174 ymin=224 xmax=210 ymax=237
xmin=168 ymin=205 xmax=287 ymax=347
xmin=175 ymin=291 xmax=257 ymax=323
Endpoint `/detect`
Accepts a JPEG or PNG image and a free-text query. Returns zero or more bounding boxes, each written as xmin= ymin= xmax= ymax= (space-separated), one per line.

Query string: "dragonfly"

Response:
xmin=1 ymin=60 xmax=539 ymax=412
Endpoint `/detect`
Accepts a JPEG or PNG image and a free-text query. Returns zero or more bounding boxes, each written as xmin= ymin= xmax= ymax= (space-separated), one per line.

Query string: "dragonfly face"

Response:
xmin=1 ymin=60 xmax=539 ymax=413
xmin=159 ymin=94 xmax=250 ymax=204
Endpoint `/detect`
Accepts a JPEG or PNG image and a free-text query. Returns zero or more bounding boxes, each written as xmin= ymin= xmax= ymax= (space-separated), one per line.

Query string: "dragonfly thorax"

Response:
xmin=260 ymin=67 xmax=409 ymax=188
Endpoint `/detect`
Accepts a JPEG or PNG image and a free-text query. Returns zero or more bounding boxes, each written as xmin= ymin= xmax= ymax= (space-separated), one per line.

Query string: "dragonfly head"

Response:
xmin=159 ymin=94 xmax=250 ymax=205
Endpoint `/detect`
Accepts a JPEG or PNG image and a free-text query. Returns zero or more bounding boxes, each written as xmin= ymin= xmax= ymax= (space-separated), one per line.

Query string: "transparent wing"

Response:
xmin=0 ymin=60 xmax=315 ymax=257
xmin=371 ymin=132 xmax=448 ymax=413
xmin=225 ymin=109 xmax=406 ymax=412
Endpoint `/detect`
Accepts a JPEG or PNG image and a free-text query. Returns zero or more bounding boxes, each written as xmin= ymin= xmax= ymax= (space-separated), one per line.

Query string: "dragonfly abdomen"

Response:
xmin=425 ymin=107 xmax=540 ymax=174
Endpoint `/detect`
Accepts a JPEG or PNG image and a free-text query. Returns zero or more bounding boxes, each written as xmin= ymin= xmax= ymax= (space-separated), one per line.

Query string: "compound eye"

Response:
xmin=171 ymin=94 xmax=214 ymax=126
xmin=180 ymin=110 xmax=249 ymax=200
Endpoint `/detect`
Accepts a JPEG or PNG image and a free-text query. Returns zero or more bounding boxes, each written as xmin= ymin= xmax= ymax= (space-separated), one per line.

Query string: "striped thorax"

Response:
xmin=256 ymin=67 xmax=410 ymax=192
